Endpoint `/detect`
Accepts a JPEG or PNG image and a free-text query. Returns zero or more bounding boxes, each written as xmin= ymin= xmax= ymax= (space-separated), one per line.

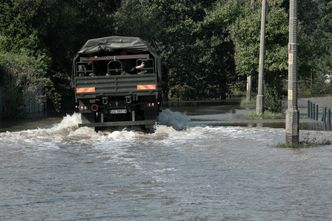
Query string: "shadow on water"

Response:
xmin=0 ymin=113 xmax=67 ymax=132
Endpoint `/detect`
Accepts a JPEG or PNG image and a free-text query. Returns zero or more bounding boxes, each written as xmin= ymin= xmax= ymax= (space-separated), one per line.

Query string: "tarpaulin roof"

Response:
xmin=78 ymin=36 xmax=156 ymax=55
xmin=76 ymin=36 xmax=162 ymax=78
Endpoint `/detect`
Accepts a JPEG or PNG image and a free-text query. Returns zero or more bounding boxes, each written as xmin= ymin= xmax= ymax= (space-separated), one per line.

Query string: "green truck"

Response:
xmin=72 ymin=36 xmax=167 ymax=132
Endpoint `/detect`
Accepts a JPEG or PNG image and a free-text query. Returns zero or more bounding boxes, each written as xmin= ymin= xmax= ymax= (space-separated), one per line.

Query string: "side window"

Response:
xmin=76 ymin=62 xmax=93 ymax=76
xmin=136 ymin=59 xmax=154 ymax=74
xmin=108 ymin=60 xmax=123 ymax=75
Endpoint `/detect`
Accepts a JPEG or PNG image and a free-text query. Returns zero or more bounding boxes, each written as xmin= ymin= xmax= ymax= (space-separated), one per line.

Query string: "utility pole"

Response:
xmin=285 ymin=0 xmax=299 ymax=144
xmin=256 ymin=0 xmax=267 ymax=115
xmin=246 ymin=75 xmax=252 ymax=102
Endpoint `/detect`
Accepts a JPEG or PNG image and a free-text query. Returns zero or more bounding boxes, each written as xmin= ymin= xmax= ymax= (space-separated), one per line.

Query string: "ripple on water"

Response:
xmin=0 ymin=112 xmax=332 ymax=220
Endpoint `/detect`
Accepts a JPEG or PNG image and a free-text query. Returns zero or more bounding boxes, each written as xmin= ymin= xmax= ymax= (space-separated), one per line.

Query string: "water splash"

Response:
xmin=0 ymin=112 xmax=284 ymax=149
xmin=158 ymin=109 xmax=191 ymax=130
xmin=52 ymin=113 xmax=82 ymax=132
xmin=0 ymin=113 xmax=82 ymax=145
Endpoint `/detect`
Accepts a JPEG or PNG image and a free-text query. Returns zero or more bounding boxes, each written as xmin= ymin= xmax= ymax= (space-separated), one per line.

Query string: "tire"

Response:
xmin=141 ymin=125 xmax=155 ymax=133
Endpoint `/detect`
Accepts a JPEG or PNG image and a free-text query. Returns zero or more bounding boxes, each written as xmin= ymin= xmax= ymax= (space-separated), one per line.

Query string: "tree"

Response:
xmin=0 ymin=0 xmax=60 ymax=114
xmin=298 ymin=0 xmax=332 ymax=94
xmin=228 ymin=0 xmax=288 ymax=112
xmin=115 ymin=0 xmax=228 ymax=100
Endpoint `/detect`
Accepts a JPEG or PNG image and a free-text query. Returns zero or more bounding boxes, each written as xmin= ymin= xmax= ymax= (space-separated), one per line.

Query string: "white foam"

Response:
xmin=51 ymin=113 xmax=82 ymax=132
xmin=0 ymin=112 xmax=284 ymax=152
xmin=104 ymin=129 xmax=138 ymax=142
xmin=66 ymin=126 xmax=100 ymax=141
xmin=0 ymin=113 xmax=83 ymax=146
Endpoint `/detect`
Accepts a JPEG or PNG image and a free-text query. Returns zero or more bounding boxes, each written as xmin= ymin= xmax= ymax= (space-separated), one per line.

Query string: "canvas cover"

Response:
xmin=75 ymin=36 xmax=162 ymax=79
xmin=78 ymin=36 xmax=158 ymax=57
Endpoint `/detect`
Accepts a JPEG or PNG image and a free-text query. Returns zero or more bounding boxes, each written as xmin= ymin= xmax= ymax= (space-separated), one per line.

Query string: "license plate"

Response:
xmin=110 ymin=109 xmax=127 ymax=114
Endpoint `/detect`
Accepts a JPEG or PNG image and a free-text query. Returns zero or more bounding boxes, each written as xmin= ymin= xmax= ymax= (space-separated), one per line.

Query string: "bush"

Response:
xmin=240 ymin=97 xmax=256 ymax=109
xmin=0 ymin=50 xmax=60 ymax=118
xmin=264 ymin=83 xmax=284 ymax=113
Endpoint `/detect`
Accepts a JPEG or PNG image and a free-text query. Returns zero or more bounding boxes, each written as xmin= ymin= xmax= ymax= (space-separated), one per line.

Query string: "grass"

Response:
xmin=277 ymin=142 xmax=312 ymax=148
xmin=246 ymin=111 xmax=285 ymax=120
xmin=240 ymin=98 xmax=256 ymax=109
xmin=276 ymin=137 xmax=332 ymax=148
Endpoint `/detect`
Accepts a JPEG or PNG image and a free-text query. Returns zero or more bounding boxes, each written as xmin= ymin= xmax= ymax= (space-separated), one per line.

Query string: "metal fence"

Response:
xmin=308 ymin=100 xmax=332 ymax=130
xmin=23 ymin=90 xmax=45 ymax=115
xmin=0 ymin=88 xmax=45 ymax=118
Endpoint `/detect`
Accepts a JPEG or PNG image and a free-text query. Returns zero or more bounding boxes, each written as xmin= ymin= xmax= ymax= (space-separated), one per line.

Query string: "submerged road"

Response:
xmin=0 ymin=111 xmax=331 ymax=220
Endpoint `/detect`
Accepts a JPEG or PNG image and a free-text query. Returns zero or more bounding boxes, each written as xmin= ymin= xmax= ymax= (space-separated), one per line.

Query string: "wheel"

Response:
xmin=141 ymin=125 xmax=155 ymax=133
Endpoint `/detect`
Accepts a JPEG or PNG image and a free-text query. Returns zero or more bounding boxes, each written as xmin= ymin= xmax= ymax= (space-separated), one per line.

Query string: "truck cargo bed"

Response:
xmin=75 ymin=74 xmax=158 ymax=98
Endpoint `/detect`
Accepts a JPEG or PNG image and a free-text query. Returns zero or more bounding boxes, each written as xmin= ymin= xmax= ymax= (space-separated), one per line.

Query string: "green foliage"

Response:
xmin=240 ymin=98 xmax=256 ymax=109
xmin=0 ymin=0 xmax=43 ymax=53
xmin=114 ymin=0 xmax=237 ymax=100
xmin=298 ymin=0 xmax=332 ymax=80
xmin=230 ymin=0 xmax=288 ymax=111
xmin=277 ymin=138 xmax=332 ymax=148
xmin=35 ymin=0 xmax=118 ymax=72
xmin=0 ymin=48 xmax=60 ymax=117
xmin=0 ymin=0 xmax=331 ymax=116
xmin=310 ymin=76 xmax=332 ymax=96
xmin=229 ymin=0 xmax=260 ymax=77
xmin=0 ymin=0 xmax=61 ymax=114
xmin=276 ymin=142 xmax=312 ymax=149
xmin=0 ymin=0 xmax=119 ymax=113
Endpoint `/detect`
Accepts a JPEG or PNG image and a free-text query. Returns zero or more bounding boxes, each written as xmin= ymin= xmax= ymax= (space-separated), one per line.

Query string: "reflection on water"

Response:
xmin=0 ymin=113 xmax=331 ymax=220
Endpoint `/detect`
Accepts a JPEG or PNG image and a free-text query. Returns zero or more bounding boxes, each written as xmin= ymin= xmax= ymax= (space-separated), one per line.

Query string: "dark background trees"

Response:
xmin=0 ymin=0 xmax=331 ymax=116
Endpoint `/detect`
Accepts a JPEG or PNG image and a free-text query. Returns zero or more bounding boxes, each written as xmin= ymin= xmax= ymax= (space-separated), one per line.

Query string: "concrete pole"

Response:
xmin=256 ymin=0 xmax=267 ymax=115
xmin=246 ymin=75 xmax=252 ymax=102
xmin=285 ymin=0 xmax=299 ymax=144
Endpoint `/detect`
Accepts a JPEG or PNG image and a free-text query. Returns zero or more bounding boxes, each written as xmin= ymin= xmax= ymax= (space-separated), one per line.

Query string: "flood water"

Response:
xmin=0 ymin=111 xmax=332 ymax=220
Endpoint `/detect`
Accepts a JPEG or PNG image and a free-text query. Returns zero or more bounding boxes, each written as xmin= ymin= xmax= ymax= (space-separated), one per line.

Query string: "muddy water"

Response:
xmin=0 ymin=111 xmax=331 ymax=220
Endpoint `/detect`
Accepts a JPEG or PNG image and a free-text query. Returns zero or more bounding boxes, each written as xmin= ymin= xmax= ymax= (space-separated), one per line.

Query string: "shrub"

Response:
xmin=0 ymin=50 xmax=60 ymax=118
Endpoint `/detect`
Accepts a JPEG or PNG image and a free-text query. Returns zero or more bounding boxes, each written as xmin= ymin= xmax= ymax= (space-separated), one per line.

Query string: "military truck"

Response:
xmin=72 ymin=36 xmax=167 ymax=132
